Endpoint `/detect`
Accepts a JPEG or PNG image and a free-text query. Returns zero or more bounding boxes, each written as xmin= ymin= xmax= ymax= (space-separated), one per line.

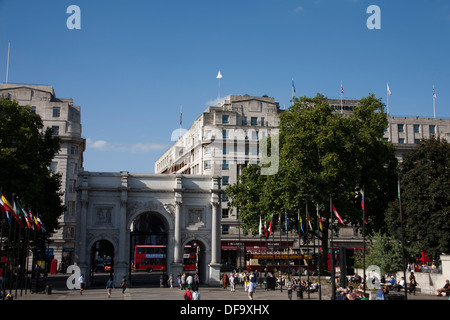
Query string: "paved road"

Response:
xmin=6 ymin=273 xmax=448 ymax=301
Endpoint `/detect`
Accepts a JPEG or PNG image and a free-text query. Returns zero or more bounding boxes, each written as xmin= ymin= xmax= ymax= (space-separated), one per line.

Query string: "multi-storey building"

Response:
xmin=0 ymin=83 xmax=85 ymax=268
xmin=156 ymin=95 xmax=450 ymax=270
xmin=155 ymin=95 xmax=282 ymax=267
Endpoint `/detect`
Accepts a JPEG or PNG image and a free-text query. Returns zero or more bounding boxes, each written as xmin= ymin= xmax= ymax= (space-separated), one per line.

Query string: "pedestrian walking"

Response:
xmin=106 ymin=276 xmax=114 ymax=298
xmin=183 ymin=286 xmax=192 ymax=300
xmin=247 ymin=279 xmax=255 ymax=300
xmin=78 ymin=274 xmax=85 ymax=295
xmin=121 ymin=276 xmax=127 ymax=294
xmin=230 ymin=272 xmax=235 ymax=292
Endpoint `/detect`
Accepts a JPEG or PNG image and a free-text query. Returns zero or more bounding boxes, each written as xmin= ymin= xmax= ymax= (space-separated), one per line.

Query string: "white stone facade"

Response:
xmin=76 ymin=172 xmax=222 ymax=286
xmin=0 ymin=83 xmax=85 ymax=268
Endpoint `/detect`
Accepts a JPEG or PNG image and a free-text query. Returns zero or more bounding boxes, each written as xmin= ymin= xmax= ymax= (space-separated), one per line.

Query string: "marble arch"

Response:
xmin=75 ymin=171 xmax=222 ymax=286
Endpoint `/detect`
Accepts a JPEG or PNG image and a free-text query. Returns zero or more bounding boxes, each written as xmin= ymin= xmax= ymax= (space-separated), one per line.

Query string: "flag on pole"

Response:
xmin=269 ymin=213 xmax=273 ymax=235
xmin=12 ymin=198 xmax=24 ymax=228
xmin=298 ymin=210 xmax=304 ymax=234
xmin=332 ymin=205 xmax=345 ymax=225
xmin=398 ymin=179 xmax=405 ymax=222
xmin=292 ymin=79 xmax=296 ymax=93
xmin=361 ymin=191 xmax=367 ymax=224
xmin=264 ymin=217 xmax=267 ymax=237
xmin=433 ymin=86 xmax=436 ymax=99
xmin=180 ymin=105 xmax=182 ymax=127
xmin=340 ymin=81 xmax=344 ymax=94
xmin=216 ymin=70 xmax=222 ymax=79
xmin=285 ymin=211 xmax=289 ymax=232
xmin=306 ymin=205 xmax=313 ymax=231
xmin=387 ymin=83 xmax=392 ymax=96
xmin=317 ymin=204 xmax=323 ymax=231
xmin=259 ymin=216 xmax=262 ymax=236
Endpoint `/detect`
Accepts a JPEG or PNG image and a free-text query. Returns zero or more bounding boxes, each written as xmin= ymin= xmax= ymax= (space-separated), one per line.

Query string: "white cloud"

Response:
xmin=295 ymin=6 xmax=304 ymax=13
xmin=205 ymin=95 xmax=229 ymax=107
xmin=87 ymin=138 xmax=167 ymax=153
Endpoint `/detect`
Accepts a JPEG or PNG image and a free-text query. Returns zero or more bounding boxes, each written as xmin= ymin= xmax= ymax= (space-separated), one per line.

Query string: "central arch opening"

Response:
xmin=130 ymin=212 xmax=168 ymax=287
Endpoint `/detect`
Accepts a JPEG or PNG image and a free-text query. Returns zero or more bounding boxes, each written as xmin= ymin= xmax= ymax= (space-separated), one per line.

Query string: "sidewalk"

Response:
xmin=8 ymin=274 xmax=447 ymax=301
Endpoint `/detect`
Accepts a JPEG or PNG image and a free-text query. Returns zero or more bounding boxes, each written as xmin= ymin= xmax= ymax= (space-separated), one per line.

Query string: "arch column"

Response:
xmin=173 ymin=200 xmax=183 ymax=264
xmin=208 ymin=200 xmax=221 ymax=285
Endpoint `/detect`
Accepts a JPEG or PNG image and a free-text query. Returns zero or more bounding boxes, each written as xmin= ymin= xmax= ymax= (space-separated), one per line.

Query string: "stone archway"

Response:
xmin=76 ymin=172 xmax=222 ymax=286
xmin=88 ymin=238 xmax=115 ymax=286
xmin=182 ymin=236 xmax=210 ymax=284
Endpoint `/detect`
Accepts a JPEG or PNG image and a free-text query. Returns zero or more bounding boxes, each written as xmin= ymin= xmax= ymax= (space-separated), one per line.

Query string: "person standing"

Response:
xmin=409 ymin=272 xmax=417 ymax=295
xmin=106 ymin=276 xmax=114 ymax=298
xmin=78 ymin=274 xmax=85 ymax=295
xmin=121 ymin=276 xmax=127 ymax=294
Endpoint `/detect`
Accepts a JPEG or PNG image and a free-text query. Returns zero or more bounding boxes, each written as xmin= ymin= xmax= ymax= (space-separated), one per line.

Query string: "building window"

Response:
xmin=222 ymin=160 xmax=229 ymax=170
xmin=204 ymin=130 xmax=212 ymax=139
xmin=51 ymin=126 xmax=59 ymax=135
xmin=398 ymin=138 xmax=405 ymax=144
xmin=430 ymin=125 xmax=435 ymax=135
xmin=413 ymin=124 xmax=420 ymax=133
xmin=252 ymin=131 xmax=258 ymax=140
xmin=243 ymin=116 xmax=247 ymax=125
xmin=69 ymin=179 xmax=76 ymax=193
xmin=222 ymin=115 xmax=229 ymax=124
xmin=204 ymin=146 xmax=211 ymax=155
xmin=67 ymin=201 xmax=75 ymax=217
xmin=261 ymin=117 xmax=265 ymax=126
xmin=222 ymin=193 xmax=228 ymax=201
xmin=398 ymin=124 xmax=404 ymax=133
xmin=222 ymin=176 xmax=229 ymax=185
xmin=53 ymin=107 xmax=60 ymax=117
xmin=414 ymin=139 xmax=420 ymax=144
xmin=50 ymin=162 xmax=58 ymax=173
xmin=251 ymin=117 xmax=257 ymax=126
xmin=222 ymin=208 xmax=229 ymax=218
xmin=204 ymin=160 xmax=211 ymax=170
xmin=222 ymin=225 xmax=229 ymax=235
xmin=31 ymin=106 xmax=36 ymax=113
xmin=222 ymin=129 xmax=229 ymax=139
xmin=70 ymin=145 xmax=78 ymax=155
xmin=223 ymin=146 xmax=228 ymax=155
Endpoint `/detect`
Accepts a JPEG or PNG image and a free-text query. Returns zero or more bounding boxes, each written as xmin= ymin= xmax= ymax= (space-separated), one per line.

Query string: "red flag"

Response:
xmin=332 ymin=205 xmax=345 ymax=225
xmin=340 ymin=81 xmax=344 ymax=94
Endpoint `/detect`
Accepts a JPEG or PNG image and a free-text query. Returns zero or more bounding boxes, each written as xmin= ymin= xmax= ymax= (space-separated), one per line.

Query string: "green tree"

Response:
xmin=226 ymin=93 xmax=398 ymax=270
xmin=385 ymin=136 xmax=450 ymax=258
xmin=0 ymin=97 xmax=64 ymax=235
xmin=354 ymin=232 xmax=409 ymax=276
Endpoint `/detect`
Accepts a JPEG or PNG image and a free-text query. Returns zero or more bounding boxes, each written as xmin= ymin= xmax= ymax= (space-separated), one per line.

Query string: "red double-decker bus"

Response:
xmin=134 ymin=244 xmax=197 ymax=272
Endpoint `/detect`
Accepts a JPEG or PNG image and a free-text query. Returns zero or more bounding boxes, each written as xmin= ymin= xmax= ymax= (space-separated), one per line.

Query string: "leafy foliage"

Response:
xmin=385 ymin=136 xmax=450 ymax=258
xmin=226 ymin=93 xmax=398 ymax=269
xmin=0 ymin=97 xmax=64 ymax=235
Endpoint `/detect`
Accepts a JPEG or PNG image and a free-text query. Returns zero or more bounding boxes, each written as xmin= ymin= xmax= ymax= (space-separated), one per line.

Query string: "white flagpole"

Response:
xmin=6 ymin=41 xmax=10 ymax=84
xmin=433 ymin=85 xmax=436 ymax=119
xmin=216 ymin=70 xmax=222 ymax=102
xmin=340 ymin=81 xmax=343 ymax=114
xmin=179 ymin=105 xmax=182 ymax=140
xmin=387 ymin=83 xmax=391 ymax=115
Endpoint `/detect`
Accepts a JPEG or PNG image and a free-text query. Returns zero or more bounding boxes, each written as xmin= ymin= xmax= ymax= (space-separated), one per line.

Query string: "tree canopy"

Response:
xmin=385 ymin=136 xmax=450 ymax=258
xmin=0 ymin=97 xmax=64 ymax=235
xmin=226 ymin=93 xmax=398 ymax=268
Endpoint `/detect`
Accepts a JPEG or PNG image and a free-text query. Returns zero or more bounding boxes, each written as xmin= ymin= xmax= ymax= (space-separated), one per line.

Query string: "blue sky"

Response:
xmin=0 ymin=0 xmax=449 ymax=173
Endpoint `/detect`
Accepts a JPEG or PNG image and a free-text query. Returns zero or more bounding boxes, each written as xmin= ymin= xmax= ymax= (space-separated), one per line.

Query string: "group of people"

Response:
xmin=221 ymin=270 xmax=258 ymax=299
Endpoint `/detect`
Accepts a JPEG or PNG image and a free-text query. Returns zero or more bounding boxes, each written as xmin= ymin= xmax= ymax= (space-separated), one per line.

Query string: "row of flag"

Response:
xmin=0 ymin=193 xmax=45 ymax=232
xmin=257 ymin=204 xmax=346 ymax=238
xmin=290 ymin=78 xmax=437 ymax=100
